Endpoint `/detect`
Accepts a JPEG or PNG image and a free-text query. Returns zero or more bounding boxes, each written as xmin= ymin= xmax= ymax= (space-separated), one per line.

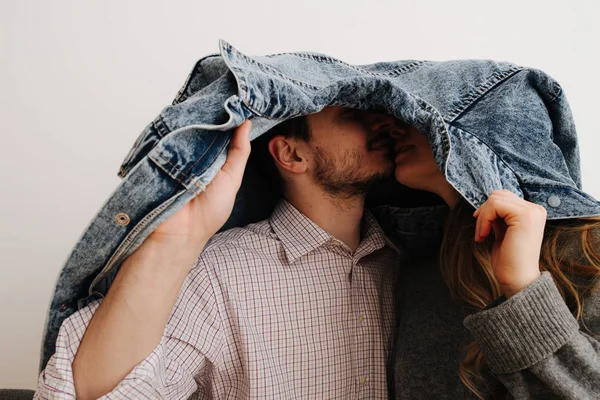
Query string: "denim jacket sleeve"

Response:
xmin=464 ymin=271 xmax=600 ymax=399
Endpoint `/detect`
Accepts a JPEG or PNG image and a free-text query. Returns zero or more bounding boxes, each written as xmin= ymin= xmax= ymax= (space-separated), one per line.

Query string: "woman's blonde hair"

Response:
xmin=439 ymin=198 xmax=600 ymax=399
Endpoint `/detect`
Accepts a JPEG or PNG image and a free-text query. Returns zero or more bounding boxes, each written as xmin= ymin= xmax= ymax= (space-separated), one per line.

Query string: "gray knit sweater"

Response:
xmin=372 ymin=205 xmax=600 ymax=400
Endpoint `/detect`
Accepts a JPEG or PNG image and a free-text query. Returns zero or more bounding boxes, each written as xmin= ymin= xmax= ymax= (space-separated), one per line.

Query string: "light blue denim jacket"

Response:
xmin=40 ymin=40 xmax=600 ymax=384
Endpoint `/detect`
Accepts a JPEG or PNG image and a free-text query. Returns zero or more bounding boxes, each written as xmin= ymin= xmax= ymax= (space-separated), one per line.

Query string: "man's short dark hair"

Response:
xmin=248 ymin=115 xmax=311 ymax=193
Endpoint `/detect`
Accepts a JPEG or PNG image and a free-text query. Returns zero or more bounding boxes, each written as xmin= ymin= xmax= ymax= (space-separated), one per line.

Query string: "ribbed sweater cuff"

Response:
xmin=463 ymin=271 xmax=579 ymax=374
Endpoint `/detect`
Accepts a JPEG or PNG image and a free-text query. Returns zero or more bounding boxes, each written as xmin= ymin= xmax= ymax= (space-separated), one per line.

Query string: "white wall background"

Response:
xmin=1 ymin=0 xmax=598 ymax=390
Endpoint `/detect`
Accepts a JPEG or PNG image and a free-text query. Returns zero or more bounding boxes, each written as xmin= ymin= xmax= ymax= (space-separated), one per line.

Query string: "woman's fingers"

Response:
xmin=474 ymin=190 xmax=522 ymax=241
xmin=472 ymin=189 xmax=547 ymax=297
xmin=491 ymin=220 xmax=506 ymax=241
xmin=473 ymin=189 xmax=547 ymax=241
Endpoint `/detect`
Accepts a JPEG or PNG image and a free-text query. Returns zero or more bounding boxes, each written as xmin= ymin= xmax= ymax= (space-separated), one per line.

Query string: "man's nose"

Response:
xmin=363 ymin=111 xmax=408 ymax=138
xmin=363 ymin=111 xmax=397 ymax=132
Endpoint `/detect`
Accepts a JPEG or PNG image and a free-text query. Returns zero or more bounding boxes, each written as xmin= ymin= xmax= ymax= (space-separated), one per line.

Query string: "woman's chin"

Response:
xmin=394 ymin=158 xmax=444 ymax=189
xmin=394 ymin=167 xmax=418 ymax=188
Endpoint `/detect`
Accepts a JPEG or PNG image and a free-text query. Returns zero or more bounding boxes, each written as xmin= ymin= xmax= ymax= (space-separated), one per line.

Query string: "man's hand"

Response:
xmin=147 ymin=119 xmax=252 ymax=251
xmin=72 ymin=120 xmax=252 ymax=400
xmin=473 ymin=189 xmax=546 ymax=298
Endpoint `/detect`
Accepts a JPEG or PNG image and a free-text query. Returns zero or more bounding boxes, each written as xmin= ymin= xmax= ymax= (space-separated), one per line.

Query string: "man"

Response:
xmin=36 ymin=106 xmax=402 ymax=399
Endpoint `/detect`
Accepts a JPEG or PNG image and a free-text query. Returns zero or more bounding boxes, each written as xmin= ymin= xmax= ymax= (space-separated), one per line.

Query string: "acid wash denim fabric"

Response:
xmin=39 ymin=39 xmax=600 ymax=372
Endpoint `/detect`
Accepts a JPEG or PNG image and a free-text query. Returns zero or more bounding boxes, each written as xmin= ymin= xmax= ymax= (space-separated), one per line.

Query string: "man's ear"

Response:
xmin=268 ymin=136 xmax=308 ymax=174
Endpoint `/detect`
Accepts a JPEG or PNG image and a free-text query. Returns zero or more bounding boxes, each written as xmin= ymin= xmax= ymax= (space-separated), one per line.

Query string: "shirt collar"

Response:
xmin=269 ymin=199 xmax=332 ymax=264
xmin=356 ymin=211 xmax=402 ymax=259
xmin=269 ymin=199 xmax=400 ymax=264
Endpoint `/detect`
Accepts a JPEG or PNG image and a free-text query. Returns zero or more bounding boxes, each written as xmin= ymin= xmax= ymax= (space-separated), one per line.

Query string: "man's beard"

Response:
xmin=311 ymin=146 xmax=392 ymax=199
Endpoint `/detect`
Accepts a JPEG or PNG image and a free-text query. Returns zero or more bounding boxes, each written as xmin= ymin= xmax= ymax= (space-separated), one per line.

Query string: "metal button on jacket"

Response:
xmin=547 ymin=195 xmax=561 ymax=208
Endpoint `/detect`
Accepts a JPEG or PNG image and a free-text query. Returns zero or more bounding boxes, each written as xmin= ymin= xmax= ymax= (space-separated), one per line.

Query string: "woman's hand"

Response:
xmin=473 ymin=189 xmax=547 ymax=298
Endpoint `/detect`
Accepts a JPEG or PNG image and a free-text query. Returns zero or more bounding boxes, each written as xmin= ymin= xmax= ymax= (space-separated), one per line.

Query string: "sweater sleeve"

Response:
xmin=463 ymin=271 xmax=600 ymax=399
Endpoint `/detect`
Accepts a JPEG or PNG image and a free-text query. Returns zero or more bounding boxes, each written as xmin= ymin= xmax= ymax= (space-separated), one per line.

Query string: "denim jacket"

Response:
xmin=40 ymin=39 xmax=600 ymax=377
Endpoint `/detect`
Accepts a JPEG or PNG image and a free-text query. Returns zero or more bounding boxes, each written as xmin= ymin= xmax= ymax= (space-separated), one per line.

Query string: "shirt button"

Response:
xmin=359 ymin=376 xmax=367 ymax=385
xmin=547 ymin=195 xmax=561 ymax=208
xmin=358 ymin=315 xmax=365 ymax=323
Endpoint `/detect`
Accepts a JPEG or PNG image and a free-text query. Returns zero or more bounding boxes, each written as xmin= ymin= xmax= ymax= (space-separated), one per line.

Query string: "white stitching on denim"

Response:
xmin=263 ymin=51 xmax=426 ymax=77
xmin=446 ymin=123 xmax=521 ymax=183
xmin=223 ymin=43 xmax=320 ymax=90
xmin=446 ymin=67 xmax=523 ymax=122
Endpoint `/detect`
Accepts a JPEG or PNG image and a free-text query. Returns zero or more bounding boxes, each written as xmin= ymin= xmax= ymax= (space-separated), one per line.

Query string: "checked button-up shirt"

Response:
xmin=36 ymin=199 xmax=400 ymax=399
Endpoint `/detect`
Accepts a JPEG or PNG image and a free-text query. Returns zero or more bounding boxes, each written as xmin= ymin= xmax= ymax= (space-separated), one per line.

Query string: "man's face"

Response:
xmin=303 ymin=106 xmax=394 ymax=197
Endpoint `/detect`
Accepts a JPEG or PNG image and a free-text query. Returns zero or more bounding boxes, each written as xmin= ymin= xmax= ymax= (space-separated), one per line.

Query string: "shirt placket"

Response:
xmin=350 ymin=257 xmax=372 ymax=399
xmin=330 ymin=240 xmax=359 ymax=398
